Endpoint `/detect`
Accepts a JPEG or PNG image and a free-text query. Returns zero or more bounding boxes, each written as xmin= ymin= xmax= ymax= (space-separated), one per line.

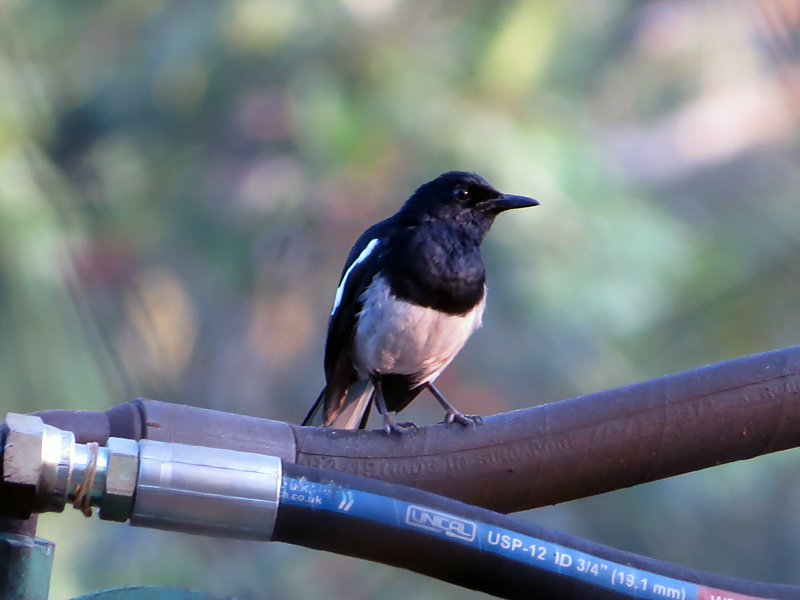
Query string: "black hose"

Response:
xmin=274 ymin=463 xmax=798 ymax=600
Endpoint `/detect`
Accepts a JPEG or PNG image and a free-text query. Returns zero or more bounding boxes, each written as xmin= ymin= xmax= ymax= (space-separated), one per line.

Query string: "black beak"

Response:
xmin=484 ymin=194 xmax=539 ymax=214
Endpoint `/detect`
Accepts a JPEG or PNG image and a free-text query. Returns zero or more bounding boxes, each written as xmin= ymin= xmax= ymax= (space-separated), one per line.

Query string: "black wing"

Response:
xmin=319 ymin=221 xmax=395 ymax=424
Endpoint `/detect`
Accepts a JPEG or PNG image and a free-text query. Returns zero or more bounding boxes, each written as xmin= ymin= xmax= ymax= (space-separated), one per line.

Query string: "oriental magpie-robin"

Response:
xmin=302 ymin=171 xmax=538 ymax=434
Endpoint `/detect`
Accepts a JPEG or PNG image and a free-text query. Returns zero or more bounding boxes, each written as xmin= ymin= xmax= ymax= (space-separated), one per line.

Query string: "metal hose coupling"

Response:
xmin=2 ymin=413 xmax=113 ymax=517
xmin=2 ymin=413 xmax=282 ymax=540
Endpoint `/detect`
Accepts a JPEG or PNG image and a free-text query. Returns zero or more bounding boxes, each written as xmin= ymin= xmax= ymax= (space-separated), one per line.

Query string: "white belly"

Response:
xmin=353 ymin=275 xmax=485 ymax=385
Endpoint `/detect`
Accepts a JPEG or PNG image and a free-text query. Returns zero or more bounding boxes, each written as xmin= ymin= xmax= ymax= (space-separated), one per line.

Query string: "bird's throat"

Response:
xmin=385 ymin=224 xmax=487 ymax=315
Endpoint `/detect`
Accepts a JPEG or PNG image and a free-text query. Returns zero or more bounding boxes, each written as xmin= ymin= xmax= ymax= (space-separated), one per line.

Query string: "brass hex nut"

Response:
xmin=3 ymin=413 xmax=76 ymax=514
xmin=1 ymin=414 xmax=46 ymax=519
xmin=100 ymin=437 xmax=139 ymax=522
xmin=3 ymin=414 xmax=45 ymax=487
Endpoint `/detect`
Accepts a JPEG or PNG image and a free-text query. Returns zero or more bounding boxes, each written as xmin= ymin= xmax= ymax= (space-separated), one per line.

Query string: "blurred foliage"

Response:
xmin=2 ymin=0 xmax=800 ymax=597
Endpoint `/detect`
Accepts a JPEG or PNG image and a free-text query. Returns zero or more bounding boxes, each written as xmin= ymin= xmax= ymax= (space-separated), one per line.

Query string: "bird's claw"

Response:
xmin=383 ymin=419 xmax=419 ymax=435
xmin=443 ymin=412 xmax=483 ymax=427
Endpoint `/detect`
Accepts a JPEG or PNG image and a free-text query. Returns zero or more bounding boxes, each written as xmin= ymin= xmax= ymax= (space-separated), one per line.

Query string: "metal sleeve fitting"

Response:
xmin=130 ymin=440 xmax=281 ymax=540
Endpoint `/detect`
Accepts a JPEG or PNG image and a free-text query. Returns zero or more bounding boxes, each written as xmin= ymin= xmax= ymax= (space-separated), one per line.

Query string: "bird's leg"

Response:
xmin=427 ymin=383 xmax=483 ymax=427
xmin=372 ymin=376 xmax=418 ymax=435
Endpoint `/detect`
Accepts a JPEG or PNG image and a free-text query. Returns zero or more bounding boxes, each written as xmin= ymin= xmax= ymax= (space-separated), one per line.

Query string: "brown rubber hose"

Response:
xmin=32 ymin=345 xmax=800 ymax=514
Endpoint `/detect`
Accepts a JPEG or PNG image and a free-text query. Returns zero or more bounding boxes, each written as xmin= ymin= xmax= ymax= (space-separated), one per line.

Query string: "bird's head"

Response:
xmin=401 ymin=171 xmax=538 ymax=228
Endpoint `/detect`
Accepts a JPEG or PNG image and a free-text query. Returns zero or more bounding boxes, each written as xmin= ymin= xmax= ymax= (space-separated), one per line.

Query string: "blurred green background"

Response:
xmin=2 ymin=0 xmax=800 ymax=597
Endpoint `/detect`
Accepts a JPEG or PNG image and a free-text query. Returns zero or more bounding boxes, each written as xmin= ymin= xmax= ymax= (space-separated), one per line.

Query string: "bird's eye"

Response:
xmin=453 ymin=187 xmax=470 ymax=202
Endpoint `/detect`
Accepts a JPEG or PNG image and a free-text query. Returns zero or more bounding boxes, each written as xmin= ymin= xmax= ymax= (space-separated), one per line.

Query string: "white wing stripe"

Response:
xmin=331 ymin=238 xmax=380 ymax=316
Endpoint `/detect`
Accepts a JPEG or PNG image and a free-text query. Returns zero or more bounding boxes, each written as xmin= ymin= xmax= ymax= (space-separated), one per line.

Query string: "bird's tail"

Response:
xmin=301 ymin=387 xmax=326 ymax=426
xmin=302 ymin=381 xmax=374 ymax=429
xmin=328 ymin=380 xmax=374 ymax=429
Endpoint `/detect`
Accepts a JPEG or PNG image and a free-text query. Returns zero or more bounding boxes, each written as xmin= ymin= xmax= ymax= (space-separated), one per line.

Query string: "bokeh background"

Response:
xmin=2 ymin=0 xmax=800 ymax=597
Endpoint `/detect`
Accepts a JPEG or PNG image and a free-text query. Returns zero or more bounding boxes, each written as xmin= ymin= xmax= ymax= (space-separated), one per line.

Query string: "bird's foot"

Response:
xmin=382 ymin=415 xmax=418 ymax=435
xmin=427 ymin=384 xmax=482 ymax=428
xmin=443 ymin=412 xmax=483 ymax=428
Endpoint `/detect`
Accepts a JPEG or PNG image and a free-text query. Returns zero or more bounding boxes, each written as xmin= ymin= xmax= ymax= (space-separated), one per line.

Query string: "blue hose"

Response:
xmin=274 ymin=463 xmax=797 ymax=600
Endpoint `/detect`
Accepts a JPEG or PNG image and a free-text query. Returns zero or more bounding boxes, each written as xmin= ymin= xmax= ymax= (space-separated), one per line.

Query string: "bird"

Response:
xmin=302 ymin=171 xmax=538 ymax=434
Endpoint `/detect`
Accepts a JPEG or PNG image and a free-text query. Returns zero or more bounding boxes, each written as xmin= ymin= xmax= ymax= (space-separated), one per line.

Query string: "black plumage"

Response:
xmin=303 ymin=171 xmax=538 ymax=433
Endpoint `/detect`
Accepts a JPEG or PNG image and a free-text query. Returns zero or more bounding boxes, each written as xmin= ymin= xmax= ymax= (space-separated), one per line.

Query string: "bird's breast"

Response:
xmin=353 ymin=275 xmax=485 ymax=384
xmin=384 ymin=225 xmax=487 ymax=315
